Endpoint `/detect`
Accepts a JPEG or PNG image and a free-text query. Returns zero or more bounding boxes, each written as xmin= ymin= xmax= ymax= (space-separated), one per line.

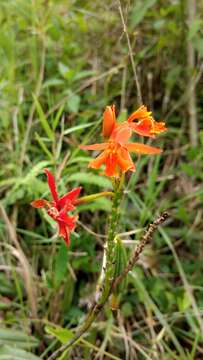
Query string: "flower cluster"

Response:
xmin=31 ymin=105 xmax=166 ymax=246
xmin=80 ymin=105 xmax=166 ymax=177
xmin=31 ymin=169 xmax=81 ymax=246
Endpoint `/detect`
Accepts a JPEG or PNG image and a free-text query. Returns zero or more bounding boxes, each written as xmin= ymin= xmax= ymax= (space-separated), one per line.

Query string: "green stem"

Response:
xmin=102 ymin=177 xmax=123 ymax=298
xmin=48 ymin=176 xmax=124 ymax=360
xmin=76 ymin=191 xmax=114 ymax=205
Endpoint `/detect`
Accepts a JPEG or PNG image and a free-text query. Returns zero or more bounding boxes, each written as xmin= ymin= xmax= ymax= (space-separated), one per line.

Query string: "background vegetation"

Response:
xmin=0 ymin=0 xmax=203 ymax=359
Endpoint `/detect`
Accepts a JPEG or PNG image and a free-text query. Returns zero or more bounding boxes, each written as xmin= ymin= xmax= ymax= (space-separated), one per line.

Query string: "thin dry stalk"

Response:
xmin=117 ymin=310 xmax=130 ymax=360
xmin=113 ymin=212 xmax=169 ymax=290
xmin=117 ymin=0 xmax=142 ymax=106
xmin=187 ymin=0 xmax=198 ymax=146
xmin=0 ymin=203 xmax=38 ymax=320
xmin=120 ymin=65 xmax=127 ymax=111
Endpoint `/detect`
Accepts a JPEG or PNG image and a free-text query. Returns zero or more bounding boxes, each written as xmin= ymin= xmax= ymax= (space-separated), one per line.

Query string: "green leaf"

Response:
xmin=3 ymin=161 xmax=49 ymax=205
xmin=121 ymin=302 xmax=133 ymax=317
xmin=177 ymin=292 xmax=191 ymax=312
xmin=20 ymin=161 xmax=50 ymax=185
xmin=199 ymin=130 xmax=203 ymax=146
xmin=35 ymin=132 xmax=53 ymax=160
xmin=78 ymin=197 xmax=111 ymax=212
xmin=58 ymin=62 xmax=75 ymax=80
xmin=42 ymin=78 xmax=64 ymax=89
xmin=131 ymin=0 xmax=157 ymax=27
xmin=67 ymin=92 xmax=81 ymax=113
xmin=53 ymin=104 xmax=64 ymax=130
xmin=188 ymin=19 xmax=202 ymax=40
xmin=68 ymin=156 xmax=91 ymax=165
xmin=66 ymin=173 xmax=112 ymax=188
xmin=63 ymin=121 xmax=97 ymax=135
xmin=0 ymin=328 xmax=39 ymax=349
xmin=62 ymin=276 xmax=75 ymax=313
xmin=0 ymin=345 xmax=40 ymax=360
xmin=54 ymin=242 xmax=69 ymax=288
xmin=33 ymin=95 xmax=55 ymax=141
xmin=193 ymin=36 xmax=203 ymax=58
xmin=45 ymin=325 xmax=73 ymax=344
xmin=73 ymin=70 xmax=97 ymax=81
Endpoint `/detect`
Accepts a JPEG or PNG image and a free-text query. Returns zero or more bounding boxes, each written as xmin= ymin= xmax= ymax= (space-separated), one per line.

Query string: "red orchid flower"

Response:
xmin=80 ymin=106 xmax=162 ymax=177
xmin=31 ymin=169 xmax=81 ymax=246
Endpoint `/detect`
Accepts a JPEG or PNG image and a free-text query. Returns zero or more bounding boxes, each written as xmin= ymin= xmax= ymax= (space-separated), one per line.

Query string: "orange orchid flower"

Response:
xmin=80 ymin=106 xmax=163 ymax=177
xmin=127 ymin=105 xmax=167 ymax=137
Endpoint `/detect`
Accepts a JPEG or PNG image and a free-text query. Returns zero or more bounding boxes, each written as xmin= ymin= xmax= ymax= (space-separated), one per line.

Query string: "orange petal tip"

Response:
xmin=31 ymin=199 xmax=48 ymax=208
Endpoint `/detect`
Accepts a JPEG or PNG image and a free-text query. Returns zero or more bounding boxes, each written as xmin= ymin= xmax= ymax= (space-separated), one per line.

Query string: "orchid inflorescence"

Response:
xmin=80 ymin=104 xmax=166 ymax=177
xmin=31 ymin=104 xmax=167 ymax=359
xmin=31 ymin=104 xmax=166 ymax=247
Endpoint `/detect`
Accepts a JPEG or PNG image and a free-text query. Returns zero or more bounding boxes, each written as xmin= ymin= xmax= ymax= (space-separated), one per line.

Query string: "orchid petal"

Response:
xmin=61 ymin=200 xmax=75 ymax=212
xmin=105 ymin=153 xmax=118 ymax=177
xmin=128 ymin=105 xmax=152 ymax=122
xmin=88 ymin=151 xmax=108 ymax=169
xmin=129 ymin=119 xmax=154 ymax=137
xmin=58 ymin=223 xmax=70 ymax=246
xmin=44 ymin=168 xmax=59 ymax=204
xmin=126 ymin=143 xmax=162 ymax=154
xmin=151 ymin=121 xmax=167 ymax=134
xmin=31 ymin=199 xmax=49 ymax=208
xmin=116 ymin=148 xmax=135 ymax=173
xmin=80 ymin=143 xmax=108 ymax=151
xmin=59 ymin=187 xmax=81 ymax=209
xmin=129 ymin=118 xmax=167 ymax=137
xmin=110 ymin=123 xmax=132 ymax=144
xmin=58 ymin=211 xmax=77 ymax=230
xmin=102 ymin=105 xmax=117 ymax=138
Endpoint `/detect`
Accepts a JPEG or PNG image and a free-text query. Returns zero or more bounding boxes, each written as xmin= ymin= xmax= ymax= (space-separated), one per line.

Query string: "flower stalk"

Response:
xmin=76 ymin=191 xmax=114 ymax=205
xmin=48 ymin=175 xmax=124 ymax=360
xmin=103 ymin=176 xmax=123 ymax=297
xmin=32 ymin=103 xmax=167 ymax=360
